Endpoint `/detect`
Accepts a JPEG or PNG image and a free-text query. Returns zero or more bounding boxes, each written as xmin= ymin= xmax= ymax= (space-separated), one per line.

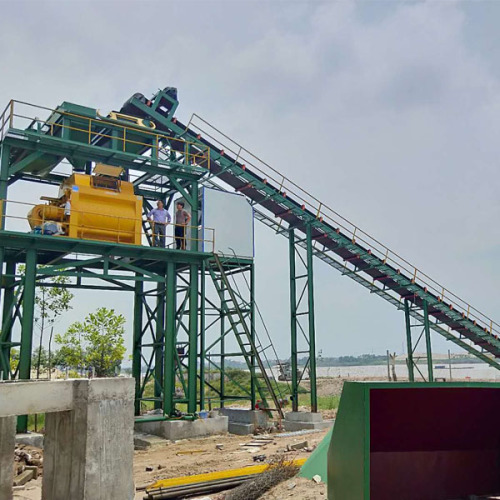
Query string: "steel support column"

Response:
xmin=289 ymin=229 xmax=299 ymax=411
xmin=306 ymin=224 xmax=318 ymax=413
xmin=132 ymin=276 xmax=144 ymax=415
xmin=190 ymin=181 xmax=199 ymax=252
xmin=154 ymin=281 xmax=166 ymax=409
xmin=199 ymin=262 xmax=206 ymax=410
xmin=17 ymin=248 xmax=37 ymax=432
xmin=164 ymin=262 xmax=177 ymax=415
xmin=250 ymin=262 xmax=256 ymax=409
xmin=220 ymin=287 xmax=225 ymax=408
xmin=187 ymin=263 xmax=199 ymax=413
xmin=404 ymin=299 xmax=415 ymax=382
xmin=423 ymin=300 xmax=434 ymax=382
xmin=0 ymin=260 xmax=15 ymax=380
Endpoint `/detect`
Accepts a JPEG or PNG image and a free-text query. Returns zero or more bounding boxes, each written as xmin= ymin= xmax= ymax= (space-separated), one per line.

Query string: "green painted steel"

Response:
xmin=17 ymin=249 xmax=37 ymax=432
xmin=164 ymin=262 xmax=177 ymax=415
xmin=155 ymin=280 xmax=166 ymax=409
xmin=403 ymin=299 xmax=415 ymax=382
xmin=0 ymin=260 xmax=15 ymax=379
xmin=133 ymin=277 xmax=144 ymax=415
xmin=328 ymin=381 xmax=500 ymax=500
xmin=328 ymin=382 xmax=369 ymax=500
xmin=306 ymin=224 xmax=318 ymax=412
xmin=187 ymin=263 xmax=199 ymax=413
xmin=298 ymin=426 xmax=332 ymax=481
xmin=250 ymin=262 xmax=256 ymax=409
xmin=423 ymin=300 xmax=434 ymax=382
xmin=199 ymin=261 xmax=206 ymax=410
xmin=289 ymin=229 xmax=299 ymax=411
xmin=209 ymin=255 xmax=283 ymax=418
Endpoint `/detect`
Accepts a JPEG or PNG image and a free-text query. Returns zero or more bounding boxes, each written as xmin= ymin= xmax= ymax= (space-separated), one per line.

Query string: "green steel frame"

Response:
xmin=289 ymin=226 xmax=318 ymax=412
xmin=3 ymin=86 xmax=499 ymax=435
xmin=0 ymin=99 xmax=274 ymax=432
xmin=404 ymin=299 xmax=434 ymax=382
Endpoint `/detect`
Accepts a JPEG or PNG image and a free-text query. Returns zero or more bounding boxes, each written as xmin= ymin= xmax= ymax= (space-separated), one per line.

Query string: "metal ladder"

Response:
xmin=208 ymin=253 xmax=284 ymax=419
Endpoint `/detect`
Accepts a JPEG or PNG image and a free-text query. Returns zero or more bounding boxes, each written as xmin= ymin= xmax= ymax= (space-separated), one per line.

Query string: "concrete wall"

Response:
xmin=0 ymin=378 xmax=135 ymax=500
xmin=0 ymin=416 xmax=16 ymax=500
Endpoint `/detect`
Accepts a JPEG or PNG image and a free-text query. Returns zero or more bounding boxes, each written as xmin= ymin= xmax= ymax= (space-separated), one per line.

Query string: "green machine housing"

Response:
xmin=328 ymin=381 xmax=500 ymax=500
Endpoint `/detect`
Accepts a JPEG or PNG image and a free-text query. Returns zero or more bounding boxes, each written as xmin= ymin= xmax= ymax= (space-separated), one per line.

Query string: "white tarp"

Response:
xmin=201 ymin=187 xmax=254 ymax=258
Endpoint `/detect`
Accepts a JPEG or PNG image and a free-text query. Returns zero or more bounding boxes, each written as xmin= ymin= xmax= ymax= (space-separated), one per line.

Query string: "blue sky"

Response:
xmin=1 ymin=0 xmax=499 ymax=359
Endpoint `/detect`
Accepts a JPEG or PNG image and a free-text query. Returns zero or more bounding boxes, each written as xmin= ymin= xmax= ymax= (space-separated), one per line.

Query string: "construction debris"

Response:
xmin=312 ymin=474 xmax=322 ymax=484
xmin=13 ymin=444 xmax=43 ymax=488
xmin=223 ymin=455 xmax=300 ymax=500
xmin=144 ymin=458 xmax=306 ymax=499
xmin=252 ymin=455 xmax=266 ymax=462
xmin=13 ymin=469 xmax=35 ymax=487
xmin=287 ymin=440 xmax=308 ymax=451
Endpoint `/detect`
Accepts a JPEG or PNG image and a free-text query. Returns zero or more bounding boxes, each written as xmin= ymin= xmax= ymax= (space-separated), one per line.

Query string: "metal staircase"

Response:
xmin=208 ymin=254 xmax=284 ymax=418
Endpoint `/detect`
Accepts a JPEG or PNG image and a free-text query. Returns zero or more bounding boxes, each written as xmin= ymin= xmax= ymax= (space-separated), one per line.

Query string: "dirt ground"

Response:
xmin=13 ymin=376 xmax=353 ymax=500
xmin=134 ymin=428 xmax=330 ymax=499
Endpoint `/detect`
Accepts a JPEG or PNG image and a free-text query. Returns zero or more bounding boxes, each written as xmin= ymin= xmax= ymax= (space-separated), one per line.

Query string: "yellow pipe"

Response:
xmin=149 ymin=458 xmax=306 ymax=490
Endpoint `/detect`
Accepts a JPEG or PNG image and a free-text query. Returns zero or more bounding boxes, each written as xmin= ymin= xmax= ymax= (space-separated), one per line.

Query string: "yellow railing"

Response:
xmin=0 ymin=199 xmax=215 ymax=252
xmin=188 ymin=114 xmax=500 ymax=341
xmin=0 ymin=100 xmax=210 ymax=167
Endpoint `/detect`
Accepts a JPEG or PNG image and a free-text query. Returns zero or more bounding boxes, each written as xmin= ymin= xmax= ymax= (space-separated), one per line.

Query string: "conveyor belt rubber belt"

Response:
xmin=112 ymin=90 xmax=498 ymax=368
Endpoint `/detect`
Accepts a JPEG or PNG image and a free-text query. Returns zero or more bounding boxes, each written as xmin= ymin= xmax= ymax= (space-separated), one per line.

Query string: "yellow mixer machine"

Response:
xmin=27 ymin=164 xmax=142 ymax=245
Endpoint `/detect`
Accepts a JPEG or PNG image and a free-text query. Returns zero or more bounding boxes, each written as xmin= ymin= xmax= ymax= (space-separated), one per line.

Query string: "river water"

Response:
xmin=268 ymin=363 xmax=500 ymax=381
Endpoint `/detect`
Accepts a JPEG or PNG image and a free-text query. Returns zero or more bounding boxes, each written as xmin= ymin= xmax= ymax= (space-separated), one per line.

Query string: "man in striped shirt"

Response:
xmin=148 ymin=200 xmax=171 ymax=247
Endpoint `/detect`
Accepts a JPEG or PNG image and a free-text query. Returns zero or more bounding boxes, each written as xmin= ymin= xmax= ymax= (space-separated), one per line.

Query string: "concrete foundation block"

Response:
xmin=218 ymin=408 xmax=268 ymax=426
xmin=283 ymin=419 xmax=334 ymax=432
xmin=285 ymin=411 xmax=324 ymax=423
xmin=135 ymin=416 xmax=228 ymax=441
xmin=42 ymin=378 xmax=135 ymax=500
xmin=16 ymin=433 xmax=44 ymax=449
xmin=134 ymin=432 xmax=168 ymax=450
xmin=0 ymin=416 xmax=16 ymax=500
xmin=228 ymin=422 xmax=255 ymax=435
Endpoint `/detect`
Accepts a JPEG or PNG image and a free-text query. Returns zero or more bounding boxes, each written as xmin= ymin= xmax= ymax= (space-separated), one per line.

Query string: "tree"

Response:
xmin=10 ymin=348 xmax=19 ymax=372
xmin=56 ymin=308 xmax=127 ymax=377
xmin=18 ymin=265 xmax=74 ymax=378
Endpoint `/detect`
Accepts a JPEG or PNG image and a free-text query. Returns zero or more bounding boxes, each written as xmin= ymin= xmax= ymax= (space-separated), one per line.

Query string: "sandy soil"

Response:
xmin=134 ymin=428 xmax=330 ymax=497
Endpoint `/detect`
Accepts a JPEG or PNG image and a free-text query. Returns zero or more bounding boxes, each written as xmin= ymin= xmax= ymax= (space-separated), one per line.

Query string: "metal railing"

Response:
xmin=0 ymin=199 xmax=215 ymax=252
xmin=0 ymin=100 xmax=210 ymax=168
xmin=187 ymin=114 xmax=500 ymax=340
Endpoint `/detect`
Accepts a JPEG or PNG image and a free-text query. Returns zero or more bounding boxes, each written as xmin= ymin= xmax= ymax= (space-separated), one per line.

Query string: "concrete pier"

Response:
xmin=136 ymin=415 xmax=228 ymax=441
xmin=283 ymin=411 xmax=333 ymax=431
xmin=0 ymin=378 xmax=135 ymax=500
xmin=218 ymin=408 xmax=269 ymax=435
xmin=0 ymin=416 xmax=16 ymax=500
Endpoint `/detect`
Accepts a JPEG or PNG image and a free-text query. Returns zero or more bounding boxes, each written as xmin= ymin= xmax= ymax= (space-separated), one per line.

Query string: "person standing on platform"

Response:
xmin=175 ymin=201 xmax=191 ymax=250
xmin=148 ymin=200 xmax=171 ymax=248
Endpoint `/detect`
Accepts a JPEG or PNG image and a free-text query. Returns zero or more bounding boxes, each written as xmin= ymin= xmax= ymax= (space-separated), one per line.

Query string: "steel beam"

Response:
xmin=289 ymin=229 xmax=299 ymax=411
xmin=133 ymin=276 xmax=144 ymax=415
xmin=306 ymin=224 xmax=318 ymax=412
xmin=187 ymin=264 xmax=199 ymax=413
xmin=164 ymin=261 xmax=177 ymax=415
xmin=199 ymin=262 xmax=206 ymax=410
xmin=154 ymin=280 xmax=166 ymax=409
xmin=423 ymin=300 xmax=434 ymax=382
xmin=404 ymin=299 xmax=415 ymax=382
xmin=17 ymin=248 xmax=37 ymax=432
